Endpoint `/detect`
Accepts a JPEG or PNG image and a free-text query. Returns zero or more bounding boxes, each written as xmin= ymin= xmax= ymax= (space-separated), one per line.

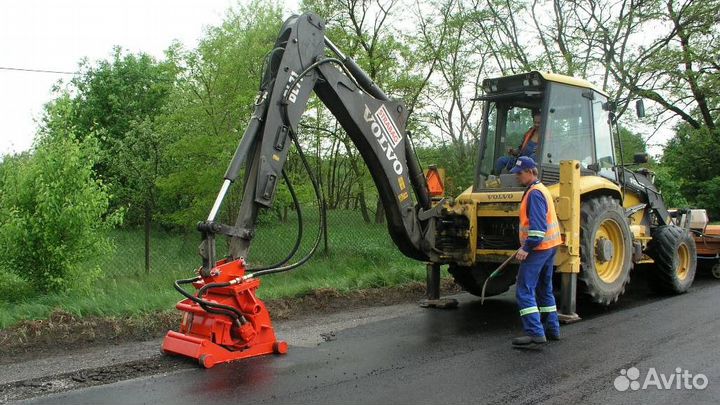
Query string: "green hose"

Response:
xmin=481 ymin=255 xmax=515 ymax=305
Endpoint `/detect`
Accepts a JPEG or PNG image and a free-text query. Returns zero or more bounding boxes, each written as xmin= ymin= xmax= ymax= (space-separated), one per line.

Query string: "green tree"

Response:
xmin=302 ymin=0 xmax=435 ymax=223
xmin=44 ymin=49 xmax=178 ymax=272
xmin=653 ymin=164 xmax=689 ymax=209
xmin=662 ymin=125 xmax=720 ymax=218
xmin=157 ymin=1 xmax=283 ymax=229
xmin=593 ymin=0 xmax=720 ymax=128
xmin=416 ymin=0 xmax=479 ymax=167
xmin=615 ymin=126 xmax=647 ymax=164
xmin=0 ymin=134 xmax=119 ymax=293
xmin=68 ymin=48 xmax=178 ymax=155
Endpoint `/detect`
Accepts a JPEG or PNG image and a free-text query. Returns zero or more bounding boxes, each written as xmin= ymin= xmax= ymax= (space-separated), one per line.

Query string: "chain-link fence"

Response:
xmin=103 ymin=198 xmax=405 ymax=278
xmin=106 ymin=139 xmax=423 ymax=278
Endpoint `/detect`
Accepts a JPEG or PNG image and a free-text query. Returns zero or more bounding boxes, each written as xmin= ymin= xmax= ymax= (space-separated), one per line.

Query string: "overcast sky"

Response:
xmin=1 ymin=0 xmax=672 ymax=157
xmin=0 ymin=0 xmax=258 ymax=155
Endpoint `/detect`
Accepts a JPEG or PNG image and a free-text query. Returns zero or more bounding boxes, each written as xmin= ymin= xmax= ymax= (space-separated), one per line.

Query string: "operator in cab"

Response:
xmin=510 ymin=156 xmax=562 ymax=348
xmin=494 ymin=110 xmax=541 ymax=175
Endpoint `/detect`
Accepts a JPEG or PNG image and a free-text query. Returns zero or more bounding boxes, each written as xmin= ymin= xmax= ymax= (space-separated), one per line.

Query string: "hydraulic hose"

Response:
xmin=280 ymin=58 xmax=362 ymax=125
xmin=194 ymin=58 xmax=371 ymax=282
xmin=174 ymin=276 xmax=248 ymax=324
xmin=248 ymin=169 xmax=303 ymax=272
xmin=191 ymin=170 xmax=303 ymax=314
xmin=243 ymin=68 xmax=329 ymax=279
xmin=245 ymin=127 xmax=325 ymax=278
xmin=197 ymin=280 xmax=232 ymax=299
xmin=198 ymin=173 xmax=303 ymax=297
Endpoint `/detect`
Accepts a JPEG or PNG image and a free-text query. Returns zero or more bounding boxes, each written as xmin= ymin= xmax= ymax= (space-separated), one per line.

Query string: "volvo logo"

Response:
xmin=487 ymin=193 xmax=515 ymax=201
xmin=364 ymin=104 xmax=403 ymax=175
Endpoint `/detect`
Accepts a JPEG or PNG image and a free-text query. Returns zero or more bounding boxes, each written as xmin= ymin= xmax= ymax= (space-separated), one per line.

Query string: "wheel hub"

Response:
xmin=596 ymin=238 xmax=614 ymax=263
xmin=712 ymin=263 xmax=720 ymax=280
xmin=593 ymin=218 xmax=625 ymax=284
xmin=676 ymin=243 xmax=691 ymax=280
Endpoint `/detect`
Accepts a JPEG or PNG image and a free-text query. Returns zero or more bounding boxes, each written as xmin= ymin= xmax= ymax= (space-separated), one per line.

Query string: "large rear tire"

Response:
xmin=579 ymin=196 xmax=633 ymax=305
xmin=647 ymin=225 xmax=697 ymax=293
xmin=448 ymin=262 xmax=517 ymax=297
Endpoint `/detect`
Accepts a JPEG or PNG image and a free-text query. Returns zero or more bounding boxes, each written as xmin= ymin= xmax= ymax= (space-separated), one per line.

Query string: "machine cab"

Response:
xmin=474 ymin=71 xmax=617 ymax=190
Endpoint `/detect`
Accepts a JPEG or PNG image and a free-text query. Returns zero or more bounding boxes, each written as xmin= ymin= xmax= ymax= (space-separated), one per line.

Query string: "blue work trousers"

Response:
xmin=516 ymin=248 xmax=560 ymax=337
xmin=495 ymin=156 xmax=516 ymax=174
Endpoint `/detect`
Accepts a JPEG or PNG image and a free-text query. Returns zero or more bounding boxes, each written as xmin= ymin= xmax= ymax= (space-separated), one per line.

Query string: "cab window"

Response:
xmin=542 ymin=84 xmax=594 ymax=168
xmin=505 ymin=107 xmax=534 ymax=153
xmin=592 ymin=94 xmax=617 ymax=181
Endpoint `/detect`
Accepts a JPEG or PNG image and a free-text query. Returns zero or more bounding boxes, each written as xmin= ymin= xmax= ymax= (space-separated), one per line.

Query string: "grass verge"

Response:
xmin=0 ymin=209 xmax=430 ymax=329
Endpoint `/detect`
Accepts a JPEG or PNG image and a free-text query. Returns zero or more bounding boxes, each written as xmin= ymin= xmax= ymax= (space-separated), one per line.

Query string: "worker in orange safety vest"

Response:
xmin=509 ymin=156 xmax=562 ymax=348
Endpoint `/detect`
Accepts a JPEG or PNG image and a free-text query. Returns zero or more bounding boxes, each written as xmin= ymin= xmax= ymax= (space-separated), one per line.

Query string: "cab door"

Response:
xmin=540 ymin=83 xmax=594 ymax=169
xmin=591 ymin=93 xmax=617 ymax=181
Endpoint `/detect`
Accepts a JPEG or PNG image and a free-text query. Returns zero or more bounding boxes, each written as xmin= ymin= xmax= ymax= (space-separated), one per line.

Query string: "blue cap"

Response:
xmin=510 ymin=156 xmax=537 ymax=174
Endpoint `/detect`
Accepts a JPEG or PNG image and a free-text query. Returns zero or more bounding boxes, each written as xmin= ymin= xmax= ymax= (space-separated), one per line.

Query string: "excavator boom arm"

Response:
xmin=199 ymin=13 xmax=433 ymax=273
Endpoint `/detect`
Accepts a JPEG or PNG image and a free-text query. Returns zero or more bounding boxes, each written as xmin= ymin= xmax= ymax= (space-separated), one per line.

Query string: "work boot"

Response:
xmin=511 ymin=335 xmax=547 ymax=347
xmin=546 ymin=333 xmax=561 ymax=341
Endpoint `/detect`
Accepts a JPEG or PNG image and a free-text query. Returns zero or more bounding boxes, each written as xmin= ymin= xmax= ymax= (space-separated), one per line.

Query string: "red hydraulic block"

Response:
xmin=162 ymin=258 xmax=287 ymax=368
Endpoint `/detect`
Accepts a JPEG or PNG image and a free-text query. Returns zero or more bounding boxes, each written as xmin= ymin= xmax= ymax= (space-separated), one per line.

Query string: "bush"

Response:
xmin=662 ymin=126 xmax=720 ymax=219
xmin=652 ymin=164 xmax=689 ymax=209
xmin=0 ymin=269 xmax=34 ymax=303
xmin=0 ymin=136 xmax=120 ymax=293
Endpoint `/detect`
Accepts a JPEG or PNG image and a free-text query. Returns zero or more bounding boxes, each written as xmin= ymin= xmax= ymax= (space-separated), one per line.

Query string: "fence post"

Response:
xmin=322 ymin=200 xmax=329 ymax=255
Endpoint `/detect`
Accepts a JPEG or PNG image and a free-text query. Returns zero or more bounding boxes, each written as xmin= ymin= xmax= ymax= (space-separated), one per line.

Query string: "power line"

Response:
xmin=0 ymin=66 xmax=77 ymax=75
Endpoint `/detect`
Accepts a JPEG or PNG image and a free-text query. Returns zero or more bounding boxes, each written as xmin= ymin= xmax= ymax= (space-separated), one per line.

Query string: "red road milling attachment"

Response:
xmin=162 ymin=258 xmax=287 ymax=368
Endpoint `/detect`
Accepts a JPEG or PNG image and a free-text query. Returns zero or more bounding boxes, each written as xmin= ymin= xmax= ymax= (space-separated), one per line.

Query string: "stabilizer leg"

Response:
xmin=419 ymin=263 xmax=458 ymax=309
xmin=557 ymin=272 xmax=581 ymax=323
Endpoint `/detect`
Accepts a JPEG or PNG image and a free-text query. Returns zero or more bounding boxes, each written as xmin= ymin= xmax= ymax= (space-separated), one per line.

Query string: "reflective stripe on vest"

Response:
xmin=519 ymin=182 xmax=562 ymax=250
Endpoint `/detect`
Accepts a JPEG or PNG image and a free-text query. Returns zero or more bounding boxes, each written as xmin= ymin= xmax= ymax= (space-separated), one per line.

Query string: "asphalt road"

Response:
xmin=27 ymin=273 xmax=720 ymax=405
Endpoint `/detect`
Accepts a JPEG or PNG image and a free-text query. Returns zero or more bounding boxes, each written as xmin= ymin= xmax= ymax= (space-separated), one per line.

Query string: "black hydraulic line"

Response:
xmin=257 ymin=45 xmax=288 ymax=93
xmin=197 ymin=281 xmax=232 ymax=299
xmin=260 ymin=47 xmax=285 ymax=82
xmin=196 ymin=59 xmax=335 ymax=282
xmin=175 ymin=278 xmax=237 ymax=318
xmin=249 ymin=169 xmax=303 ymax=272
xmin=183 ymin=167 xmax=303 ymax=313
xmin=175 ymin=278 xmax=245 ymax=323
xmin=244 ymin=76 xmax=327 ymax=279
xmin=280 ymin=58 xmax=351 ymax=117
xmin=175 ymin=278 xmax=237 ymax=320
xmin=194 ymin=170 xmax=301 ymax=297
xmin=174 ymin=277 xmax=248 ymax=324
xmin=240 ymin=58 xmax=338 ymax=278
xmin=284 ymin=56 xmax=431 ymax=213
xmin=246 ymin=129 xmax=324 ymax=278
